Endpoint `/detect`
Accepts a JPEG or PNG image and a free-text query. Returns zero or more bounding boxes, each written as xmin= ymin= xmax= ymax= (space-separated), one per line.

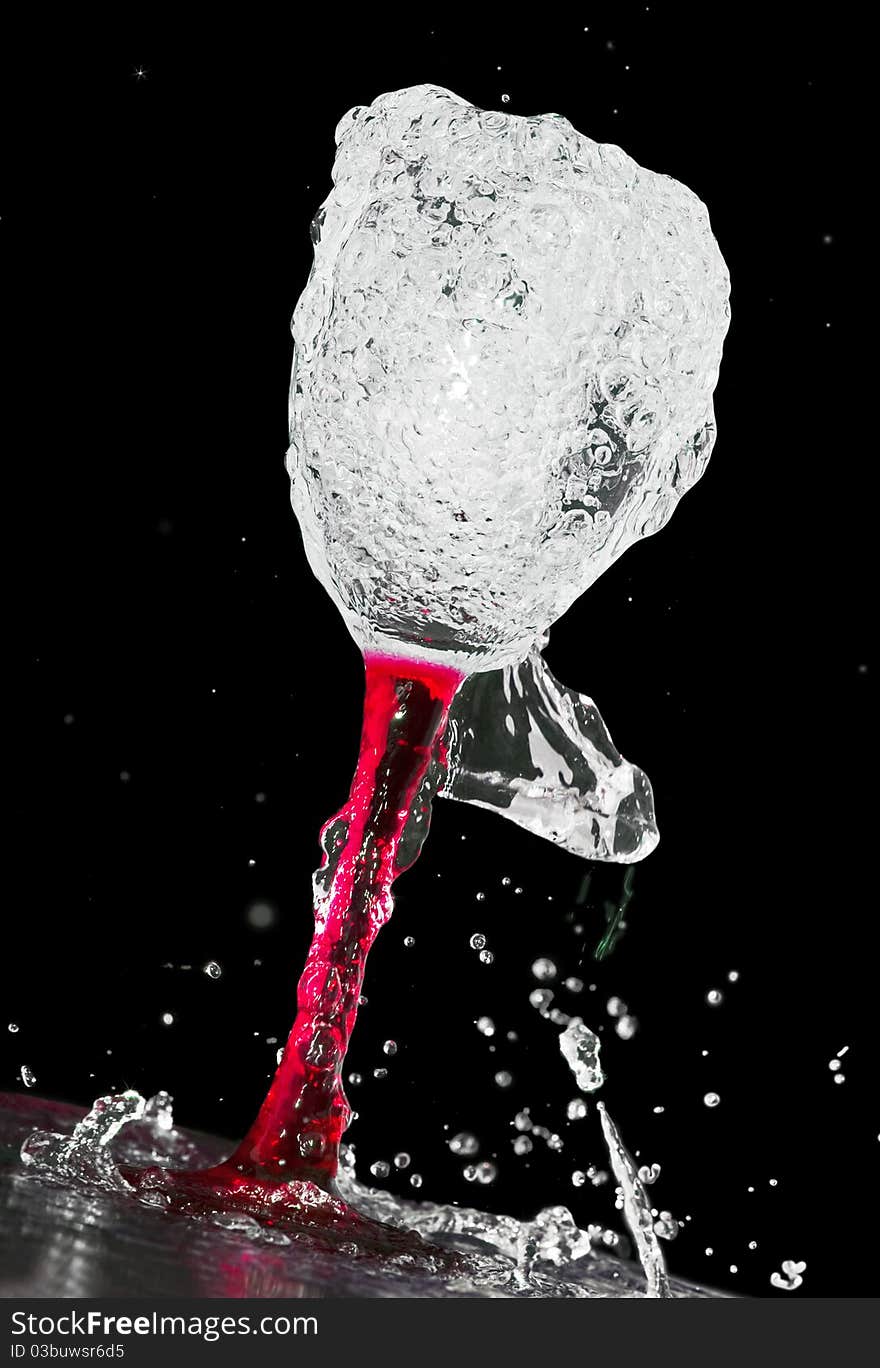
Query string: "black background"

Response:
xmin=2 ymin=8 xmax=874 ymax=1298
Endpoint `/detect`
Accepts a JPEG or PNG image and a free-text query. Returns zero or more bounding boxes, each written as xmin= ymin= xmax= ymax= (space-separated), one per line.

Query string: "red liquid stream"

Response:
xmin=123 ymin=652 xmax=463 ymax=1248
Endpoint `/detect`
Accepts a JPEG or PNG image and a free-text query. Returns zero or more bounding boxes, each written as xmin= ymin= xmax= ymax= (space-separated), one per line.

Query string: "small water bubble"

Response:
xmin=403 ymin=936 xmax=415 ymax=948
xmin=567 ymin=1098 xmax=588 ymax=1121
xmin=828 ymin=1059 xmax=841 ymax=1071
xmin=531 ymin=958 xmax=557 ymax=981
xmin=475 ymin=892 xmax=486 ymax=902
xmin=564 ymin=977 xmax=584 ymax=993
xmin=703 ymin=1092 xmax=720 ymax=1108
xmin=606 ymin=996 xmax=626 ymax=1018
xmin=382 ymin=1039 xmax=398 ymax=1057
xmin=571 ymin=1170 xmax=587 ymax=1187
xmin=501 ymin=93 xmax=511 ymax=104
xmin=474 ymin=1161 xmax=497 ymax=1185
xmin=373 ymin=1068 xmax=388 ymax=1080
xmin=8 ymin=1023 xmax=19 ymax=1034
xmin=449 ymin=1132 xmax=479 ymax=1156
xmin=748 ymin=1240 xmax=758 ymax=1250
xmin=462 ymin=1164 xmax=477 ymax=1182
xmin=348 ymin=1072 xmax=362 ymax=1086
xmin=479 ymin=949 xmax=495 ymax=965
xmin=512 ymin=1135 xmax=533 ymax=1155
xmin=514 ymin=886 xmax=523 ymax=896
xmin=370 ymin=1160 xmax=390 ymax=1179
xmin=769 ymin=1178 xmax=778 ymax=1187
xmin=833 ymin=1073 xmax=846 ymax=1085
xmin=246 ymin=901 xmax=276 ymax=930
xmin=469 ymin=933 xmax=487 ymax=951
xmin=475 ymin=1015 xmax=495 ymax=1037
xmin=770 ymin=1260 xmax=806 ymax=1292
xmin=393 ymin=1152 xmax=411 ymax=1169
xmin=409 ymin=1173 xmax=423 ymax=1189
xmin=654 ymin=1212 xmax=679 ymax=1240
xmin=161 ymin=1012 xmax=174 ymax=1026
xmin=494 ymin=1070 xmax=513 ymax=1088
xmin=203 ymin=961 xmax=222 ymax=979
xmin=615 ymin=1014 xmax=638 ymax=1040
xmin=706 ymin=989 xmax=723 ymax=1006
xmin=20 ymin=1065 xmax=36 ymax=1088
xmin=727 ymin=970 xmax=739 ymax=983
xmin=501 ymin=877 xmax=511 ymax=886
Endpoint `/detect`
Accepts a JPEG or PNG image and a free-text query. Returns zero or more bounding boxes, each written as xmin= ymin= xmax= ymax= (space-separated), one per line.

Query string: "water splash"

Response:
xmin=598 ymin=1102 xmax=671 ymax=1299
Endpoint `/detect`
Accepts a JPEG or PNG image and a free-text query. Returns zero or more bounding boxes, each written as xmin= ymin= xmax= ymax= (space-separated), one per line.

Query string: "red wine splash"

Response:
xmin=121 ymin=652 xmax=463 ymax=1243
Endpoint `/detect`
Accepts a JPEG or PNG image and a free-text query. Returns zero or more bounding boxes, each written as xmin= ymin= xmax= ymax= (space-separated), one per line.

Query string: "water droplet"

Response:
xmin=475 ymin=891 xmax=485 ymax=902
xmin=403 ymin=935 xmax=415 ymax=948
xmin=706 ymin=989 xmax=723 ymax=1006
xmin=770 ymin=1260 xmax=806 ymax=1291
xmin=469 ymin=933 xmax=487 ymax=950
xmin=529 ymin=987 xmax=554 ymax=1015
xmin=373 ymin=1067 xmax=388 ymax=1080
xmin=203 ymin=961 xmax=222 ymax=979
xmin=20 ymin=1065 xmax=36 ymax=1088
xmin=246 ymin=900 xmax=277 ymax=929
xmin=567 ymin=1098 xmax=588 ymax=1121
xmin=393 ymin=1152 xmax=411 ymax=1169
xmin=638 ymin=1162 xmax=661 ymax=1184
xmin=382 ymin=1039 xmax=398 ymax=1056
xmin=479 ymin=949 xmax=495 ymax=965
xmin=462 ymin=1164 xmax=477 ymax=1182
xmin=348 ymin=1072 xmax=362 ymax=1086
xmin=606 ymin=996 xmax=627 ymax=1017
xmin=475 ymin=1015 xmax=495 ymax=1037
xmin=559 ymin=1018 xmax=604 ymax=1092
xmin=512 ymin=1135 xmax=533 ymax=1155
xmin=531 ymin=957 xmax=557 ymax=981
xmin=409 ymin=1173 xmax=423 ymax=1189
xmin=474 ymin=1161 xmax=497 ymax=1185
xmin=703 ymin=1092 xmax=720 ymax=1107
xmin=615 ymin=1014 xmax=638 ymax=1040
xmin=161 ymin=1012 xmax=174 ymax=1026
xmin=370 ymin=1160 xmax=390 ymax=1179
xmin=571 ymin=1170 xmax=587 ymax=1187
xmin=564 ymin=977 xmax=584 ymax=993
xmin=727 ymin=970 xmax=739 ymax=982
xmin=501 ymin=877 xmax=511 ymax=886
xmin=8 ymin=1023 xmax=19 ymax=1034
xmin=514 ymin=1109 xmax=532 ymax=1132
xmin=501 ymin=93 xmax=511 ymax=104
xmin=654 ymin=1212 xmax=679 ymax=1240
xmin=494 ymin=1070 xmax=513 ymax=1088
xmin=449 ymin=1132 xmax=479 ymax=1156
xmin=833 ymin=1073 xmax=846 ymax=1084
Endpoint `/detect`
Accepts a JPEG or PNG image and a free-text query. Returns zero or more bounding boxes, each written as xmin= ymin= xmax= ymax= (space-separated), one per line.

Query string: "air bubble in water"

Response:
xmin=383 ymin=1039 xmax=398 ymax=1056
xmin=370 ymin=1160 xmax=390 ymax=1179
xmin=531 ymin=957 xmax=557 ymax=981
xmin=470 ymin=933 xmax=487 ymax=950
xmin=20 ymin=1065 xmax=36 ymax=1088
xmin=703 ymin=1092 xmax=720 ymax=1107
xmin=449 ymin=1132 xmax=479 ymax=1156
xmin=567 ymin=1098 xmax=588 ymax=1120
xmin=479 ymin=949 xmax=495 ymax=965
